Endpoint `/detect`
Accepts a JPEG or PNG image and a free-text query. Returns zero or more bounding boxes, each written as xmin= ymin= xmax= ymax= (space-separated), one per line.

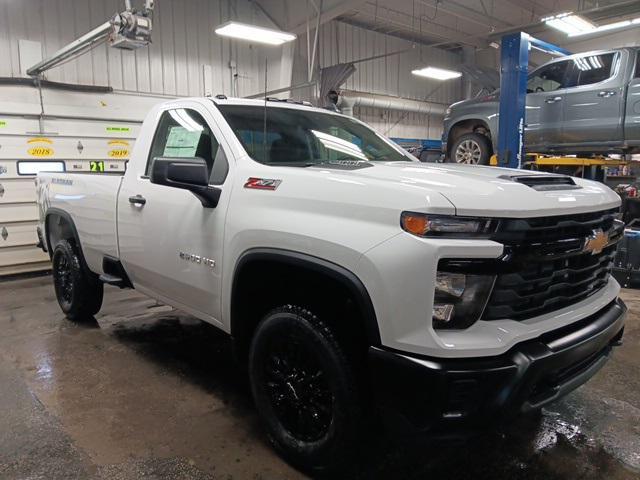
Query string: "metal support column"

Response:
xmin=497 ymin=33 xmax=571 ymax=169
xmin=497 ymin=32 xmax=529 ymax=169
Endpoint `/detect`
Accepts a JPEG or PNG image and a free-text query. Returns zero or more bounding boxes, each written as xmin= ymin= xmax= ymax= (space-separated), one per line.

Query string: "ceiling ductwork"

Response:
xmin=338 ymin=90 xmax=447 ymax=117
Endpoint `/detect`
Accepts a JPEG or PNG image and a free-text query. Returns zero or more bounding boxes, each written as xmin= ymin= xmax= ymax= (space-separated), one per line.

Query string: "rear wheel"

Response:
xmin=52 ymin=239 xmax=103 ymax=321
xmin=450 ymin=132 xmax=492 ymax=165
xmin=248 ymin=305 xmax=361 ymax=473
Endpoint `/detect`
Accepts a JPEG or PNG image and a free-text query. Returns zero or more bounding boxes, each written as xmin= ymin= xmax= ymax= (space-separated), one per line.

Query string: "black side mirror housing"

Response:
xmin=150 ymin=157 xmax=221 ymax=208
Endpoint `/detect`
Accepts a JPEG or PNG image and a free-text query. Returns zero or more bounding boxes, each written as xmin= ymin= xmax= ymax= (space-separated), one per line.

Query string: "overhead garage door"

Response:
xmin=0 ymin=85 xmax=166 ymax=276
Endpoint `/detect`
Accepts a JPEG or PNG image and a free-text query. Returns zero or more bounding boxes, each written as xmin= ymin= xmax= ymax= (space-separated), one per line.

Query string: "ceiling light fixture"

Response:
xmin=542 ymin=12 xmax=596 ymax=35
xmin=412 ymin=67 xmax=462 ymax=80
xmin=568 ymin=17 xmax=640 ymax=37
xmin=214 ymin=21 xmax=296 ymax=46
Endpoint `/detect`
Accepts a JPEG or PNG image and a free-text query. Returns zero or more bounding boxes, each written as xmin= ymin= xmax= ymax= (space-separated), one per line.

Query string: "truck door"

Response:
xmin=524 ymin=59 xmax=571 ymax=150
xmin=562 ymin=51 xmax=624 ymax=148
xmin=117 ymin=101 xmax=232 ymax=325
xmin=625 ymin=51 xmax=640 ymax=146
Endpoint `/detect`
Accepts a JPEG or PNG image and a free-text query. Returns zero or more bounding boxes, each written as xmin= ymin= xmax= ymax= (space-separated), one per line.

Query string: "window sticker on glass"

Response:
xmin=163 ymin=126 xmax=202 ymax=157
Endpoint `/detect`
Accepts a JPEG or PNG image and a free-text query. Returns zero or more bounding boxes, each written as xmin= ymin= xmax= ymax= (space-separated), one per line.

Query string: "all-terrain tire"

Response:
xmin=248 ymin=305 xmax=362 ymax=474
xmin=52 ymin=239 xmax=104 ymax=321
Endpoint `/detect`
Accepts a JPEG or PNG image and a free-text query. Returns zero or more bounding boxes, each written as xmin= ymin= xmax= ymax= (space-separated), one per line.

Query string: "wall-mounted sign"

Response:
xmin=106 ymin=126 xmax=130 ymax=133
xmin=108 ymin=149 xmax=129 ymax=158
xmin=108 ymin=139 xmax=130 ymax=146
xmin=90 ymin=161 xmax=105 ymax=172
xmin=0 ymin=120 xmax=7 ymax=128
xmin=28 ymin=147 xmax=54 ymax=157
xmin=27 ymin=137 xmax=53 ymax=145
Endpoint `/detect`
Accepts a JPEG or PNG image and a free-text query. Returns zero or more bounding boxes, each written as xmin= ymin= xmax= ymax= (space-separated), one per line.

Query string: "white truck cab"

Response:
xmin=36 ymin=96 xmax=626 ymax=473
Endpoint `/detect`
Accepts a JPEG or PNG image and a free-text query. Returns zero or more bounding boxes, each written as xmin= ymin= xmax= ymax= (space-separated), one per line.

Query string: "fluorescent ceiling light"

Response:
xmin=543 ymin=12 xmax=596 ymax=35
xmin=568 ymin=17 xmax=639 ymax=37
xmin=412 ymin=67 xmax=462 ymax=80
xmin=214 ymin=21 xmax=296 ymax=45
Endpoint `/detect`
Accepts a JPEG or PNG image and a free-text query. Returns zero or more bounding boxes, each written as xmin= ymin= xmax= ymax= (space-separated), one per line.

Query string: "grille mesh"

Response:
xmin=482 ymin=209 xmax=621 ymax=321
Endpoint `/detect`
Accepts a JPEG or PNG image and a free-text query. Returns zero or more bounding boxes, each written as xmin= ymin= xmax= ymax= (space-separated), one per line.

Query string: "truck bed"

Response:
xmin=37 ymin=171 xmax=124 ymax=274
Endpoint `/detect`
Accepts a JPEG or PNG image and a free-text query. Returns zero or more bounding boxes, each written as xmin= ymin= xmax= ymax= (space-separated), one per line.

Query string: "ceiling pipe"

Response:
xmin=338 ymin=90 xmax=447 ymax=116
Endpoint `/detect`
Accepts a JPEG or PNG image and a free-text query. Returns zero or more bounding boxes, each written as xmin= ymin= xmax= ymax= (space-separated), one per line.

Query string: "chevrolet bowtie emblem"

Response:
xmin=583 ymin=229 xmax=609 ymax=255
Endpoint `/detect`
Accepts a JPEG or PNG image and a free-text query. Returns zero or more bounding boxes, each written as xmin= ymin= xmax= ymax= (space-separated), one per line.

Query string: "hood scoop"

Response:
xmin=498 ymin=174 xmax=581 ymax=191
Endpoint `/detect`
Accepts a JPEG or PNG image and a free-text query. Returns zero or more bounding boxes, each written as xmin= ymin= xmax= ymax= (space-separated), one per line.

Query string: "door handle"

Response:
xmin=545 ymin=96 xmax=562 ymax=104
xmin=597 ymin=90 xmax=616 ymax=98
xmin=128 ymin=194 xmax=146 ymax=206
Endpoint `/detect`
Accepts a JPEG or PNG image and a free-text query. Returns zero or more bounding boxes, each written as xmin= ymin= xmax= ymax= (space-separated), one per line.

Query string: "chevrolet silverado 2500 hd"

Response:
xmin=443 ymin=47 xmax=640 ymax=164
xmin=36 ymin=96 xmax=626 ymax=472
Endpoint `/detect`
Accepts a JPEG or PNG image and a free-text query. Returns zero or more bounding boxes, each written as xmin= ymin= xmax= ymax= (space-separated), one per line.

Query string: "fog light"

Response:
xmin=432 ymin=269 xmax=495 ymax=330
xmin=433 ymin=303 xmax=454 ymax=323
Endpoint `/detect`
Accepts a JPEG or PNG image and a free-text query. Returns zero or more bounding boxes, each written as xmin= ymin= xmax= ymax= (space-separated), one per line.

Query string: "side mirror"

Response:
xmin=150 ymin=157 xmax=221 ymax=208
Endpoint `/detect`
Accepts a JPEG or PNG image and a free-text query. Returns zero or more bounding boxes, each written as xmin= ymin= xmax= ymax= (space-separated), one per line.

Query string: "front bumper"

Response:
xmin=369 ymin=298 xmax=626 ymax=435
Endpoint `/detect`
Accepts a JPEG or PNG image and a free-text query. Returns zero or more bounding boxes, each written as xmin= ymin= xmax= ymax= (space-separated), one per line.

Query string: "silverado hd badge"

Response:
xmin=179 ymin=251 xmax=215 ymax=268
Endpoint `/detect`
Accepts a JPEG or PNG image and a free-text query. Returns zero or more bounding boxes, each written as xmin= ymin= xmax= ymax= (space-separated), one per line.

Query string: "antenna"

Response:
xmin=263 ymin=57 xmax=268 ymax=161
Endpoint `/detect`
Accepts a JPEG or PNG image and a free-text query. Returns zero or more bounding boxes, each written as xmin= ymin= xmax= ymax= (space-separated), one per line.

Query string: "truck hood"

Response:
xmin=310 ymin=161 xmax=620 ymax=217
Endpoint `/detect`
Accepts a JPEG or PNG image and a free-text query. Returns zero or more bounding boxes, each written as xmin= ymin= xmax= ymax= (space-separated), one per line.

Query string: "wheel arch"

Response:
xmin=446 ymin=118 xmax=493 ymax=156
xmin=230 ymin=248 xmax=381 ymax=359
xmin=44 ymin=208 xmax=87 ymax=265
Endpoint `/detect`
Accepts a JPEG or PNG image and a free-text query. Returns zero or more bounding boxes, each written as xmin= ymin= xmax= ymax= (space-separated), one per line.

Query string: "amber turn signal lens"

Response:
xmin=401 ymin=213 xmax=429 ymax=236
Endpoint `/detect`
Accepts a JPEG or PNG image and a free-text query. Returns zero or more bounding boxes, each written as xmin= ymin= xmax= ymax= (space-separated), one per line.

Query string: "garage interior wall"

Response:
xmin=0 ymin=0 xmax=465 ymax=276
xmin=291 ymin=19 xmax=461 ymax=140
xmin=0 ymin=0 xmax=287 ymax=97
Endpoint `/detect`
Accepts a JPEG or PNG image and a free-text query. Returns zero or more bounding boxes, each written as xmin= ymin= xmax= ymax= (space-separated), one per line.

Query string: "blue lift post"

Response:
xmin=497 ymin=32 xmax=572 ymax=169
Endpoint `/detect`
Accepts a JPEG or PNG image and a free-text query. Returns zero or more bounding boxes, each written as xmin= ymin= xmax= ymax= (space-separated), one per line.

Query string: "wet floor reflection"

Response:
xmin=0 ymin=276 xmax=638 ymax=480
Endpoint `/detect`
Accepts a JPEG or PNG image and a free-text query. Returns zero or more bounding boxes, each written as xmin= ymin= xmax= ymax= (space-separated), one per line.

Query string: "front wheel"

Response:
xmin=450 ymin=132 xmax=492 ymax=165
xmin=52 ymin=239 xmax=103 ymax=321
xmin=248 ymin=305 xmax=362 ymax=473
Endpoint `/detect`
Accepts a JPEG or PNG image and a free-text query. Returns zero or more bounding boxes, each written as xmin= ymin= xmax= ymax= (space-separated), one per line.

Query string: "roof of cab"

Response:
xmin=209 ymin=95 xmax=337 ymax=115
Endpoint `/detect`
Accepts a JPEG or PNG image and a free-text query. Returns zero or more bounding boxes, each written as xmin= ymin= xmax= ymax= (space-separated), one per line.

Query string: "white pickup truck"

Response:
xmin=36 ymin=96 xmax=627 ymax=472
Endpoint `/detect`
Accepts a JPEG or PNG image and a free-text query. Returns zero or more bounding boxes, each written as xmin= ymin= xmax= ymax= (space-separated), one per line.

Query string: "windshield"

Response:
xmin=217 ymin=104 xmax=412 ymax=166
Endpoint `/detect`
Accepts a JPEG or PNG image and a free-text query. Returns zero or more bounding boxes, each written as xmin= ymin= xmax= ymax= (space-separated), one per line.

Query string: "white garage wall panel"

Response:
xmin=0 ymin=84 xmax=166 ymax=275
xmin=0 ymin=0 xmax=287 ymax=98
xmin=291 ymin=20 xmax=460 ymax=142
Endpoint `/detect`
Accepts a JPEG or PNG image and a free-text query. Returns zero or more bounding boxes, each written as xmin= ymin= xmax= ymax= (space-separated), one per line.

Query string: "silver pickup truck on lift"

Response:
xmin=443 ymin=47 xmax=640 ymax=164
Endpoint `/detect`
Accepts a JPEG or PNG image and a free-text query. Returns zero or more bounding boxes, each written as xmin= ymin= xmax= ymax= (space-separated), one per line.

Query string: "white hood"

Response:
xmin=309 ymin=162 xmax=620 ymax=218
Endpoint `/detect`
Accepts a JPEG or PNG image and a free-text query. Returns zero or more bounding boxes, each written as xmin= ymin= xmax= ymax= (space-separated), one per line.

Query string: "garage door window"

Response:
xmin=146 ymin=108 xmax=228 ymax=184
xmin=17 ymin=161 xmax=65 ymax=176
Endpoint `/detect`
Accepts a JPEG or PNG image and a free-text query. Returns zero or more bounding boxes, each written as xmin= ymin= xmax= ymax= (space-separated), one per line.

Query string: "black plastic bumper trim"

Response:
xmin=369 ymin=298 xmax=626 ymax=435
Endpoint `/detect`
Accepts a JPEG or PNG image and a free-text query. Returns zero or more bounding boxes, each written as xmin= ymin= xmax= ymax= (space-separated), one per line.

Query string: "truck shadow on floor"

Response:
xmin=107 ymin=314 xmax=636 ymax=480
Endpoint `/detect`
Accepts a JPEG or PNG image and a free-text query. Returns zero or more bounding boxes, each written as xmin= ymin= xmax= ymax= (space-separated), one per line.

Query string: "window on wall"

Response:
xmin=17 ymin=161 xmax=65 ymax=176
xmin=146 ymin=108 xmax=228 ymax=184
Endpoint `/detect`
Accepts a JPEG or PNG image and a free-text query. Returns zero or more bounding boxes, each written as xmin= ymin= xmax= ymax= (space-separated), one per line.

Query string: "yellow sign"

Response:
xmin=28 ymin=147 xmax=54 ymax=157
xmin=108 ymin=140 xmax=130 ymax=146
xmin=27 ymin=137 xmax=53 ymax=145
xmin=108 ymin=149 xmax=129 ymax=158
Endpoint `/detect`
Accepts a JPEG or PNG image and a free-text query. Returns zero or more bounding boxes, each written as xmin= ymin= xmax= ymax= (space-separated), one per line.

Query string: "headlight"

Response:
xmin=433 ymin=270 xmax=495 ymax=330
xmin=401 ymin=212 xmax=496 ymax=238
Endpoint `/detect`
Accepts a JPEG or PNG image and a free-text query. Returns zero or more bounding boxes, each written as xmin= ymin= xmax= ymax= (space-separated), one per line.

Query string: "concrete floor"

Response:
xmin=0 ymin=274 xmax=638 ymax=480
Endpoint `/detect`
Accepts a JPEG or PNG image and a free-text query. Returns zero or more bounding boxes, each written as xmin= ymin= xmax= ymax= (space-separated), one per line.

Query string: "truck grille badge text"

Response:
xmin=179 ymin=251 xmax=215 ymax=268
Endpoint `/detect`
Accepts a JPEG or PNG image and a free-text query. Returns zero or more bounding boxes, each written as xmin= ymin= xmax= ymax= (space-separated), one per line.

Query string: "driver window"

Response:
xmin=527 ymin=61 xmax=569 ymax=93
xmin=146 ymin=108 xmax=228 ymax=184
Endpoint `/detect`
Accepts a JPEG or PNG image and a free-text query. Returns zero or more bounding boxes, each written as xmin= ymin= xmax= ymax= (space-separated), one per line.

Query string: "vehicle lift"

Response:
xmin=491 ymin=31 xmax=628 ymax=181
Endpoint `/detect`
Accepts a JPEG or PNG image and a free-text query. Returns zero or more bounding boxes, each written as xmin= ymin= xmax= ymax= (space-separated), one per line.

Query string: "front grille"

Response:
xmin=482 ymin=208 xmax=622 ymax=321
